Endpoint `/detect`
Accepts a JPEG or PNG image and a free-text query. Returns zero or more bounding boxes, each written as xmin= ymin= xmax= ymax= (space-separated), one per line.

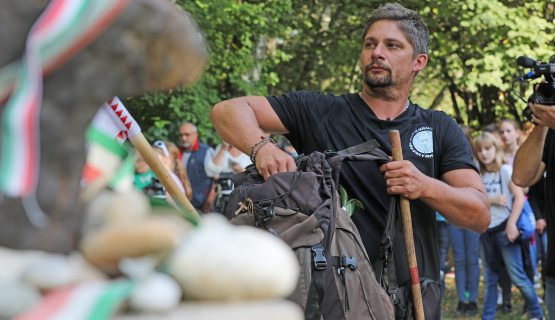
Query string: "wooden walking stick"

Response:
xmin=85 ymin=97 xmax=201 ymax=225
xmin=389 ymin=130 xmax=425 ymax=320
xmin=129 ymin=133 xmax=200 ymax=224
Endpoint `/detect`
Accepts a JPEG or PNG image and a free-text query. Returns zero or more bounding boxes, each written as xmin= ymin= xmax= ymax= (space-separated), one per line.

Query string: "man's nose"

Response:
xmin=371 ymin=43 xmax=385 ymax=58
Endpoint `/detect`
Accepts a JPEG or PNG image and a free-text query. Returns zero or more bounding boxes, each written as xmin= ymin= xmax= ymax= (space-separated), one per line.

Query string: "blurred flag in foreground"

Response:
xmin=81 ymin=97 xmax=139 ymax=193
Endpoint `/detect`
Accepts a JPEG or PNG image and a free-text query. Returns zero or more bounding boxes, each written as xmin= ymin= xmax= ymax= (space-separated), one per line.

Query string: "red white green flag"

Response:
xmin=82 ymin=97 xmax=140 ymax=191
xmin=0 ymin=0 xmax=128 ymax=197
xmin=15 ymin=280 xmax=134 ymax=320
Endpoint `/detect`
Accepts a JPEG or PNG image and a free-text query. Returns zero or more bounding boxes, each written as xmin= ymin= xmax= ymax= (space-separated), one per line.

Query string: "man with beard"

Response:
xmin=178 ymin=121 xmax=216 ymax=212
xmin=210 ymin=3 xmax=489 ymax=315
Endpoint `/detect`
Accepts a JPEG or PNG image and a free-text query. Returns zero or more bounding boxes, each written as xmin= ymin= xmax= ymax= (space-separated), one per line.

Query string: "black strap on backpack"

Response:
xmin=310 ymin=140 xmax=391 ymax=313
xmin=374 ymin=196 xmax=402 ymax=306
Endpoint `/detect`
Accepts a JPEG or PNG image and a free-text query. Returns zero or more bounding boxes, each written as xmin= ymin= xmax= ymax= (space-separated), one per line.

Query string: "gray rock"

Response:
xmin=0 ymin=0 xmax=208 ymax=252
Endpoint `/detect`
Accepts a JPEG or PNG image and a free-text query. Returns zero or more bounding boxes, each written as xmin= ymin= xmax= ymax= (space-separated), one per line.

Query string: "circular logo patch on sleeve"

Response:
xmin=409 ymin=127 xmax=434 ymax=158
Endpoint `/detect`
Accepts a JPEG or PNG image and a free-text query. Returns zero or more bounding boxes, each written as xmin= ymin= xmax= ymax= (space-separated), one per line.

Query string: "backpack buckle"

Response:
xmin=341 ymin=255 xmax=357 ymax=270
xmin=388 ymin=287 xmax=400 ymax=305
xmin=311 ymin=244 xmax=327 ymax=270
xmin=379 ymin=235 xmax=392 ymax=260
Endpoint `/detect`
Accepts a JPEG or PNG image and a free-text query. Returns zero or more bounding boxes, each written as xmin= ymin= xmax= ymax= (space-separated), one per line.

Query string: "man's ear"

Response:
xmin=413 ymin=53 xmax=428 ymax=72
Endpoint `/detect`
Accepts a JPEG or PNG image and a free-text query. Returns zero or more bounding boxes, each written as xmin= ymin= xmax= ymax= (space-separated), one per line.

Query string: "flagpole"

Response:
xmin=129 ymin=132 xmax=200 ymax=224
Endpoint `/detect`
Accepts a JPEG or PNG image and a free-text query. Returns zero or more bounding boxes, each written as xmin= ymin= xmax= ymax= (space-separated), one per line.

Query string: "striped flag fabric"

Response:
xmin=0 ymin=0 xmax=129 ymax=197
xmin=82 ymin=97 xmax=140 ymax=192
xmin=91 ymin=97 xmax=141 ymax=143
xmin=15 ymin=280 xmax=134 ymax=320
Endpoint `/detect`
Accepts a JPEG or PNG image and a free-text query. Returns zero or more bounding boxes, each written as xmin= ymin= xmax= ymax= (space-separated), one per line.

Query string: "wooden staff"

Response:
xmin=129 ymin=133 xmax=200 ymax=224
xmin=389 ymin=130 xmax=424 ymax=320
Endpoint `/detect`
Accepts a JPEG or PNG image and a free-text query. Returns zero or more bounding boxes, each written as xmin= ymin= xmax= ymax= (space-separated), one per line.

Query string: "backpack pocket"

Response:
xmin=332 ymin=211 xmax=395 ymax=320
xmin=393 ymin=278 xmax=443 ymax=320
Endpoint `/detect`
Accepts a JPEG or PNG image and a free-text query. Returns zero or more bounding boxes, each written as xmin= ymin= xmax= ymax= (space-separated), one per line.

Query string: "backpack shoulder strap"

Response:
xmin=325 ymin=139 xmax=391 ymax=185
xmin=374 ymin=196 xmax=402 ymax=305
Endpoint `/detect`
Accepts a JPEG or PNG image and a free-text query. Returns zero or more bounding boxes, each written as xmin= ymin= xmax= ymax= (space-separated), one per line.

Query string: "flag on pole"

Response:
xmin=82 ymin=97 xmax=140 ymax=192
xmin=0 ymin=0 xmax=129 ymax=197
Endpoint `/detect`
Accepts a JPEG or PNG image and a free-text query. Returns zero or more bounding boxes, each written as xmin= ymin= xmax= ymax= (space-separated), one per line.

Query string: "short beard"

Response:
xmin=364 ymin=71 xmax=392 ymax=88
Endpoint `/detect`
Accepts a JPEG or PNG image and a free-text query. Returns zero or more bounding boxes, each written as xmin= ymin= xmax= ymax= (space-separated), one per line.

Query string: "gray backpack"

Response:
xmin=224 ymin=140 xmax=394 ymax=320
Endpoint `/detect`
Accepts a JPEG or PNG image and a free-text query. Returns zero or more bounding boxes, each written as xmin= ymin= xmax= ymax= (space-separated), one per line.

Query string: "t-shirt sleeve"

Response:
xmin=435 ymin=112 xmax=478 ymax=175
xmin=266 ymin=91 xmax=328 ymax=152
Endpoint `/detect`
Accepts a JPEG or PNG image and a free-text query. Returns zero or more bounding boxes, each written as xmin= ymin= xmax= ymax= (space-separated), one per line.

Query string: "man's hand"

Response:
xmin=536 ymin=218 xmax=546 ymax=234
xmin=379 ymin=160 xmax=429 ymax=200
xmin=530 ymin=103 xmax=555 ymax=129
xmin=255 ymin=143 xmax=296 ymax=180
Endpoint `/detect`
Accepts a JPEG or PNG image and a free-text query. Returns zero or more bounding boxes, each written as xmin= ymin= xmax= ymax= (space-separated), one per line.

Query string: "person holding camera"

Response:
xmin=513 ymin=102 xmax=555 ymax=319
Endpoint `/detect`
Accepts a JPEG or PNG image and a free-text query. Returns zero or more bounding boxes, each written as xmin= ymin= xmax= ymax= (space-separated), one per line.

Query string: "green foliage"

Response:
xmin=417 ymin=0 xmax=554 ymax=128
xmin=128 ymin=0 xmax=293 ymax=144
xmin=129 ymin=0 xmax=554 ymax=139
xmin=339 ymin=185 xmax=364 ymax=217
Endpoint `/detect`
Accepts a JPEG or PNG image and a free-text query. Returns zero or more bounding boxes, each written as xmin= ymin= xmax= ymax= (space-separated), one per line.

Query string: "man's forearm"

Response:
xmin=513 ymin=125 xmax=547 ymax=187
xmin=210 ymin=100 xmax=268 ymax=156
xmin=421 ymin=175 xmax=490 ymax=233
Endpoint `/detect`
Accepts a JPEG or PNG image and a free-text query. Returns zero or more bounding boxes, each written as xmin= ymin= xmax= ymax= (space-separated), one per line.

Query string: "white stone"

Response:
xmin=22 ymin=255 xmax=76 ymax=289
xmin=129 ymin=273 xmax=182 ymax=313
xmin=168 ymin=214 xmax=299 ymax=300
xmin=0 ymin=281 xmax=41 ymax=318
xmin=116 ymin=299 xmax=303 ymax=320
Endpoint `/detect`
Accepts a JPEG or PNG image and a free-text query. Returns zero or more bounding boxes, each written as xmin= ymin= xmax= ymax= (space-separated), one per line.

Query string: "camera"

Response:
xmin=515 ymin=55 xmax=555 ymax=121
xmin=144 ymin=177 xmax=166 ymax=198
xmin=214 ymin=172 xmax=234 ymax=214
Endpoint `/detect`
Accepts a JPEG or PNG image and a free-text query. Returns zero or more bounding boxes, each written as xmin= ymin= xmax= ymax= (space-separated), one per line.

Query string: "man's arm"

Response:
xmin=512 ymin=125 xmax=546 ymax=187
xmin=210 ymin=96 xmax=296 ymax=179
xmin=514 ymin=103 xmax=555 ymax=187
xmin=380 ymin=163 xmax=490 ymax=233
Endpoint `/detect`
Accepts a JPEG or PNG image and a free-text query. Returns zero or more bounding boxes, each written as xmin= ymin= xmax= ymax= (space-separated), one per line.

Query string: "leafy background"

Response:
xmin=124 ymin=0 xmax=554 ymax=144
xmin=123 ymin=2 xmax=551 ymax=316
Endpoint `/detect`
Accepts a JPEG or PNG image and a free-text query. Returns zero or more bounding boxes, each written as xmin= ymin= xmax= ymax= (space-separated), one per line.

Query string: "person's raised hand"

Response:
xmin=254 ymin=143 xmax=296 ymax=180
xmin=379 ymin=159 xmax=428 ymax=200
xmin=221 ymin=140 xmax=231 ymax=150
xmin=530 ymin=103 xmax=555 ymax=129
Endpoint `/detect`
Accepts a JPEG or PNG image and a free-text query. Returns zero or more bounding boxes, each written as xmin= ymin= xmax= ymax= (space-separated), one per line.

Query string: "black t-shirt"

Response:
xmin=268 ymin=91 xmax=477 ymax=284
xmin=542 ymin=129 xmax=555 ymax=277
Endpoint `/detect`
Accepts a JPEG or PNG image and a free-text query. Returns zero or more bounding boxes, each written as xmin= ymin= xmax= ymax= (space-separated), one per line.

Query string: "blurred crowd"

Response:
xmin=437 ymin=119 xmax=548 ymax=318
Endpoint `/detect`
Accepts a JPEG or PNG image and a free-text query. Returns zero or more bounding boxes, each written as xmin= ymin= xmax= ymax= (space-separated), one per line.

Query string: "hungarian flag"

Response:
xmin=82 ymin=97 xmax=140 ymax=192
xmin=0 ymin=0 xmax=129 ymax=197
xmin=16 ymin=280 xmax=133 ymax=320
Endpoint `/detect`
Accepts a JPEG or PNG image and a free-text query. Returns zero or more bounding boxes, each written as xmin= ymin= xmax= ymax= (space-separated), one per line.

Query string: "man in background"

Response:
xmin=178 ymin=121 xmax=216 ymax=212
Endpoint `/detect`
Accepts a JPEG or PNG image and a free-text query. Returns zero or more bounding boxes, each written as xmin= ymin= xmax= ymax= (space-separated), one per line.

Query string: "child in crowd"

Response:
xmin=133 ymin=151 xmax=155 ymax=191
xmin=474 ymin=132 xmax=543 ymax=320
xmin=498 ymin=118 xmax=521 ymax=165
xmin=497 ymin=118 xmax=522 ymax=312
xmin=447 ymin=124 xmax=481 ymax=316
xmin=151 ymin=140 xmax=186 ymax=206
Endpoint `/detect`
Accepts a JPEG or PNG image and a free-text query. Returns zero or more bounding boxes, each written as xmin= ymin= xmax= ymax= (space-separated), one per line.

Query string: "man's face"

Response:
xmin=360 ymin=20 xmax=426 ymax=90
xmin=179 ymin=124 xmax=198 ymax=151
